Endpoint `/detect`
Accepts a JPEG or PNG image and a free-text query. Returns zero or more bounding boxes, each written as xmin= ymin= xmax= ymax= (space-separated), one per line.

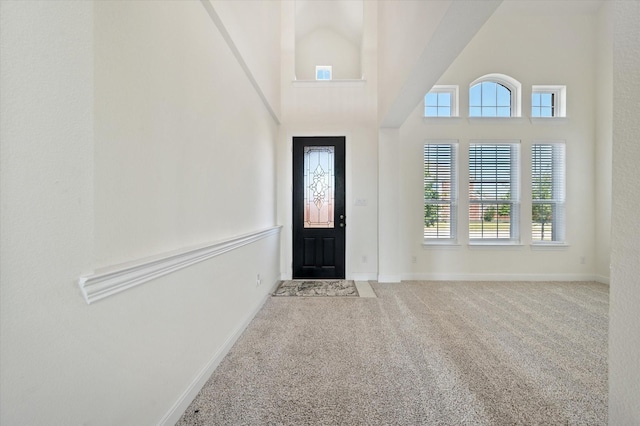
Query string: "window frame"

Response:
xmin=531 ymin=85 xmax=566 ymax=118
xmin=531 ymin=141 xmax=566 ymax=244
xmin=468 ymin=141 xmax=521 ymax=244
xmin=424 ymin=85 xmax=459 ymax=117
xmin=469 ymin=74 xmax=522 ymax=118
xmin=423 ymin=141 xmax=458 ymax=243
xmin=315 ymin=65 xmax=332 ymax=81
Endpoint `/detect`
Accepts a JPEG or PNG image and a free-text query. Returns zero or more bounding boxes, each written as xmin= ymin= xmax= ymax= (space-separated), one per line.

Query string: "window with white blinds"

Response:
xmin=424 ymin=143 xmax=457 ymax=240
xmin=469 ymin=143 xmax=520 ymax=242
xmin=532 ymin=143 xmax=565 ymax=243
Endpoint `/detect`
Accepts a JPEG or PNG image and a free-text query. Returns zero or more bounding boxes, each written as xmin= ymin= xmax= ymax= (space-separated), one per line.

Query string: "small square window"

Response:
xmin=315 ymin=65 xmax=332 ymax=81
xmin=424 ymin=86 xmax=458 ymax=117
xmin=532 ymin=85 xmax=566 ymax=118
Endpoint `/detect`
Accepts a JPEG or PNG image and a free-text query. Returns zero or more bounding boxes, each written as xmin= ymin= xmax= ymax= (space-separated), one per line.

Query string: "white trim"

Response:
xmin=531 ymin=84 xmax=566 ymax=117
xmin=292 ymin=79 xmax=366 ymax=88
xmin=401 ymin=273 xmax=599 ymax=282
xmin=158 ymin=279 xmax=279 ymax=426
xmin=594 ymin=275 xmax=610 ymax=285
xmin=378 ymin=274 xmax=402 ymax=283
xmin=315 ymin=65 xmax=332 ymax=81
xmin=530 ymin=243 xmax=570 ymax=250
xmin=280 ymin=272 xmax=292 ymax=281
xmin=350 ymin=272 xmax=377 ymax=281
xmin=424 ymin=85 xmax=459 ymax=117
xmin=78 ymin=226 xmax=282 ymax=304
xmin=469 ymin=73 xmax=522 ymax=117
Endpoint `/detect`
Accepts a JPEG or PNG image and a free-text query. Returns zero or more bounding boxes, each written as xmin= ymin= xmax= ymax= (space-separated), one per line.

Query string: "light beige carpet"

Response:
xmin=178 ymin=281 xmax=608 ymax=425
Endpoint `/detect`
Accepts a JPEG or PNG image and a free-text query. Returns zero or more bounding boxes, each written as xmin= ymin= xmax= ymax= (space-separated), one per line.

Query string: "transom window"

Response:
xmin=469 ymin=73 xmax=521 ymax=117
xmin=532 ymin=92 xmax=555 ymax=117
xmin=315 ymin=65 xmax=332 ymax=81
xmin=469 ymin=142 xmax=520 ymax=242
xmin=424 ymin=86 xmax=458 ymax=117
xmin=470 ymin=82 xmax=511 ymax=117
xmin=532 ymin=143 xmax=565 ymax=242
xmin=532 ymin=85 xmax=566 ymax=117
xmin=424 ymin=143 xmax=457 ymax=240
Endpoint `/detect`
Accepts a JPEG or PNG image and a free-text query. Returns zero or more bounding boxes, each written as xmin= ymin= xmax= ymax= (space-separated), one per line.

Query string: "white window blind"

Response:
xmin=424 ymin=143 xmax=457 ymax=240
xmin=469 ymin=143 xmax=520 ymax=241
xmin=532 ymin=143 xmax=565 ymax=242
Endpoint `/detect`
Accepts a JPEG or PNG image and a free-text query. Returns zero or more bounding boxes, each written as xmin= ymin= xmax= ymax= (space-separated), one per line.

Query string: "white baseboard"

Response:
xmin=349 ymin=273 xmax=377 ymax=281
xmin=377 ymin=274 xmax=402 ymax=283
xmin=158 ymin=281 xmax=277 ymax=426
xmin=280 ymin=272 xmax=292 ymax=281
xmin=594 ymin=274 xmax=610 ymax=285
xmin=401 ymin=273 xmax=600 ymax=282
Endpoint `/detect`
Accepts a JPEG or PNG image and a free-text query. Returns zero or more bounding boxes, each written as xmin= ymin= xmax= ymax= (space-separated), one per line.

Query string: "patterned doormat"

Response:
xmin=273 ymin=280 xmax=358 ymax=297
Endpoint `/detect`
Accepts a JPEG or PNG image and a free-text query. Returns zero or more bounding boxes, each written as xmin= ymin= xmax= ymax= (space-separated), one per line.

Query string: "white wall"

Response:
xmin=595 ymin=1 xmax=613 ymax=283
xmin=609 ymin=1 xmax=640 ymax=422
xmin=1 ymin=1 xmax=280 ymax=424
xmin=394 ymin=9 xmax=598 ymax=280
xmin=376 ymin=0 xmax=450 ymax=123
xmin=295 ymin=28 xmax=361 ymax=80
xmin=0 ymin=1 xmax=95 ymax=423
xmin=278 ymin=0 xmax=378 ymax=280
xmin=211 ymin=0 xmax=281 ymax=118
xmin=94 ymin=0 xmax=277 ymax=267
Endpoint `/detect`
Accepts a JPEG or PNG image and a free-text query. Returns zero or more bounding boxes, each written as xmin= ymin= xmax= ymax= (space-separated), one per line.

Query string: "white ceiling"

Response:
xmin=295 ymin=0 xmax=363 ymax=46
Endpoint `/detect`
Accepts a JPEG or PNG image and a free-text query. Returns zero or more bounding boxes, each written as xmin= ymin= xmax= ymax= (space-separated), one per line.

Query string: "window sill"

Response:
xmin=292 ymin=79 xmax=366 ymax=88
xmin=530 ymin=242 xmax=569 ymax=250
xmin=467 ymin=117 xmax=527 ymax=124
xmin=529 ymin=117 xmax=569 ymax=125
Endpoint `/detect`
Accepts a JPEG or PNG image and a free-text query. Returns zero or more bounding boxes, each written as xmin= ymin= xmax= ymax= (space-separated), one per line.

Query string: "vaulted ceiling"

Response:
xmin=295 ymin=0 xmax=363 ymax=47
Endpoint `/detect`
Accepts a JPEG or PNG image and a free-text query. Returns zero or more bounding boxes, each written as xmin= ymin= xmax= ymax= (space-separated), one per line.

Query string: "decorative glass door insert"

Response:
xmin=303 ymin=146 xmax=335 ymax=228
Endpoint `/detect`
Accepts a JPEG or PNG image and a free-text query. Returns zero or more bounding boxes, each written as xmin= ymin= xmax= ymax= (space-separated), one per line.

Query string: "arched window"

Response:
xmin=469 ymin=74 xmax=521 ymax=117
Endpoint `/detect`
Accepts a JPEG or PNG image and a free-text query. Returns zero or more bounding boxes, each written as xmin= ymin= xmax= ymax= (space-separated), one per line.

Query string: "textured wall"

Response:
xmin=609 ymin=0 xmax=640 ymax=423
xmin=1 ymin=1 xmax=281 ymax=424
xmin=0 ymin=1 xmax=95 ymax=423
xmin=94 ymin=0 xmax=278 ymax=267
xmin=595 ymin=1 xmax=613 ymax=283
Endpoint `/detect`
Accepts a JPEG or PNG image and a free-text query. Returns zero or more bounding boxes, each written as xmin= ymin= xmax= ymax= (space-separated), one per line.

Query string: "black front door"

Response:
xmin=292 ymin=136 xmax=346 ymax=279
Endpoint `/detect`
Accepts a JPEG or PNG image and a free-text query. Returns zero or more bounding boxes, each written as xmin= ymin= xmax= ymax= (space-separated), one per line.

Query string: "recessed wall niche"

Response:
xmin=295 ymin=0 xmax=363 ymax=81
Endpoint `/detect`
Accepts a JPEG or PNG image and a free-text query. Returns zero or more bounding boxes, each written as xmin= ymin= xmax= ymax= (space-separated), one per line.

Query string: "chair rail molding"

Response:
xmin=79 ymin=226 xmax=281 ymax=304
